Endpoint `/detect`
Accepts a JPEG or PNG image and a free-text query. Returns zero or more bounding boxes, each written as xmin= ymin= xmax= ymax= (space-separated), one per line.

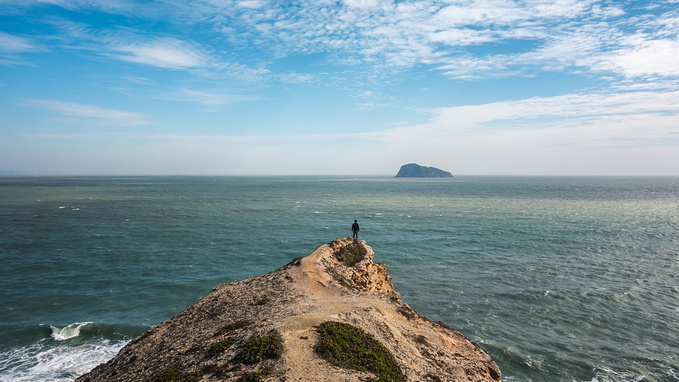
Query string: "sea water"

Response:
xmin=0 ymin=176 xmax=677 ymax=381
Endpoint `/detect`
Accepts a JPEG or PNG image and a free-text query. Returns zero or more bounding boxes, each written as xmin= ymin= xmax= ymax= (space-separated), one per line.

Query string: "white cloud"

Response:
xmin=25 ymin=99 xmax=152 ymax=126
xmin=13 ymin=0 xmax=679 ymax=82
xmin=375 ymin=91 xmax=679 ymax=152
xmin=429 ymin=29 xmax=497 ymax=46
xmin=0 ymin=32 xmax=39 ymax=66
xmin=433 ymin=1 xmax=527 ymax=27
xmin=177 ymin=89 xmax=258 ymax=106
xmin=0 ymin=0 xmax=141 ymax=15
xmin=342 ymin=0 xmax=381 ymax=9
xmin=362 ymin=88 xmax=679 ymax=174
xmin=0 ymin=32 xmax=37 ymax=52
xmin=418 ymin=90 xmax=679 ymax=133
xmin=238 ymin=0 xmax=267 ymax=9
xmin=278 ymin=72 xmax=314 ymax=84
xmin=107 ymin=38 xmax=210 ymax=69
xmin=603 ymin=38 xmax=679 ymax=78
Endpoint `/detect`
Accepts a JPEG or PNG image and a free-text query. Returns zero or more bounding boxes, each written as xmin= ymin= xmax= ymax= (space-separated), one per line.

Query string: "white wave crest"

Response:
xmin=50 ymin=322 xmax=92 ymax=341
xmin=0 ymin=338 xmax=126 ymax=382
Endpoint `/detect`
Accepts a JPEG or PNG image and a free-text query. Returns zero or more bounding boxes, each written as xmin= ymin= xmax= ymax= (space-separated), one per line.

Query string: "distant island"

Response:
xmin=395 ymin=163 xmax=454 ymax=178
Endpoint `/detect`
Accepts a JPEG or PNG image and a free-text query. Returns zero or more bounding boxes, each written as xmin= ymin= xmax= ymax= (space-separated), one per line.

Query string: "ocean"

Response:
xmin=0 ymin=176 xmax=677 ymax=381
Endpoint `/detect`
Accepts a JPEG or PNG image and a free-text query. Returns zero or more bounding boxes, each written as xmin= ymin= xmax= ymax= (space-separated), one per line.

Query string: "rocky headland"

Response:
xmin=77 ymin=238 xmax=500 ymax=382
xmin=395 ymin=164 xmax=454 ymax=178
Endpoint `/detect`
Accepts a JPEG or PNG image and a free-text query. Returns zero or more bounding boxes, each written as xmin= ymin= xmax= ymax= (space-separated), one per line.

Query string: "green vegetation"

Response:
xmin=207 ymin=338 xmax=235 ymax=357
xmin=234 ymin=332 xmax=283 ymax=365
xmin=149 ymin=367 xmax=202 ymax=382
xmin=214 ymin=319 xmax=253 ymax=337
xmin=237 ymin=366 xmax=273 ymax=382
xmin=314 ymin=321 xmax=405 ymax=382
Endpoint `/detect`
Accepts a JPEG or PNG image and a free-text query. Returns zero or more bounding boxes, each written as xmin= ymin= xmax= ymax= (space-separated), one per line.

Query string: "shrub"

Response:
xmin=315 ymin=321 xmax=405 ymax=382
xmin=237 ymin=366 xmax=273 ymax=382
xmin=214 ymin=320 xmax=252 ymax=337
xmin=149 ymin=367 xmax=201 ymax=382
xmin=207 ymin=338 xmax=235 ymax=357
xmin=234 ymin=332 xmax=283 ymax=365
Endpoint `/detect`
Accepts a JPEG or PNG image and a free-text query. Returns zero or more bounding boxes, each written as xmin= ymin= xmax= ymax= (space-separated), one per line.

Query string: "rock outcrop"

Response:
xmin=395 ymin=163 xmax=454 ymax=178
xmin=77 ymin=238 xmax=500 ymax=382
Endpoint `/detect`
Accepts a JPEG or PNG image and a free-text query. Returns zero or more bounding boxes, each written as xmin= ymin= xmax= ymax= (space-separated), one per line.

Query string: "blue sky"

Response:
xmin=1 ymin=0 xmax=678 ymax=175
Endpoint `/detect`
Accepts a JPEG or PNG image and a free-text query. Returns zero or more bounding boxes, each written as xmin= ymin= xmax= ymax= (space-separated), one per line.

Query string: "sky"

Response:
xmin=0 ymin=0 xmax=678 ymax=175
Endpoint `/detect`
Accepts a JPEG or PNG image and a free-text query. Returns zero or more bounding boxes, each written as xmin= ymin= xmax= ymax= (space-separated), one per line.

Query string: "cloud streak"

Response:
xmin=0 ymin=31 xmax=39 ymax=66
xmin=105 ymin=38 xmax=215 ymax=70
xmin=0 ymin=32 xmax=37 ymax=52
xmin=25 ymin=99 xmax=152 ymax=126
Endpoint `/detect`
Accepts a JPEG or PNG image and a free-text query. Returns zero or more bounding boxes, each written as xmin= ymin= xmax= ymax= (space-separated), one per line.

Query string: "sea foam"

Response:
xmin=50 ymin=322 xmax=92 ymax=341
xmin=0 ymin=337 xmax=126 ymax=382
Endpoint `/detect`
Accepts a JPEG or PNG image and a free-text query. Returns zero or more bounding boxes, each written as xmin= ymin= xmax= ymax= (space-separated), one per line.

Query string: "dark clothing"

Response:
xmin=352 ymin=221 xmax=359 ymax=238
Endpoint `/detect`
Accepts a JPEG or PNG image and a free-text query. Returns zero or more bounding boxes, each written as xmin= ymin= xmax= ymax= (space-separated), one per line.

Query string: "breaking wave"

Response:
xmin=50 ymin=322 xmax=93 ymax=341
xmin=0 ymin=322 xmax=142 ymax=382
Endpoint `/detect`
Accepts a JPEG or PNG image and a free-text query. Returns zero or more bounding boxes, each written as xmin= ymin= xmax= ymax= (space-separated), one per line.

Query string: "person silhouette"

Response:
xmin=351 ymin=219 xmax=360 ymax=239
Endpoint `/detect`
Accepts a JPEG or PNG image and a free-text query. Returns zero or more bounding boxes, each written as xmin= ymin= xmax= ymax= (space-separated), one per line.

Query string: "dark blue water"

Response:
xmin=1 ymin=176 xmax=677 ymax=381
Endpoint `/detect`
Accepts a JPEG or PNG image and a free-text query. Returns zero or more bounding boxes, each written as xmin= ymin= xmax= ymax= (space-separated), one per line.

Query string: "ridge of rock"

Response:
xmin=77 ymin=238 xmax=501 ymax=382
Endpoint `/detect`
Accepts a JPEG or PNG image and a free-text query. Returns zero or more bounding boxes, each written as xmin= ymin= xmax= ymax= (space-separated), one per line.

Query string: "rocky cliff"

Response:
xmin=395 ymin=163 xmax=454 ymax=178
xmin=77 ymin=238 xmax=500 ymax=382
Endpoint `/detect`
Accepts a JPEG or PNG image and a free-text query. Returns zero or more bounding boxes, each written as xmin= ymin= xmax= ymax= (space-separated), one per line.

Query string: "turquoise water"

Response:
xmin=0 ymin=176 xmax=677 ymax=381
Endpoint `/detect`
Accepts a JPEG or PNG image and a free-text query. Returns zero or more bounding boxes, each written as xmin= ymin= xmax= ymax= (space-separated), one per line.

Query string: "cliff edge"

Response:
xmin=77 ymin=238 xmax=500 ymax=382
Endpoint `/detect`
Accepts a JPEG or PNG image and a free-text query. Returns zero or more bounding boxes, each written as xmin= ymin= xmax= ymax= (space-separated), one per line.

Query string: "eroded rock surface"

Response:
xmin=77 ymin=238 xmax=501 ymax=382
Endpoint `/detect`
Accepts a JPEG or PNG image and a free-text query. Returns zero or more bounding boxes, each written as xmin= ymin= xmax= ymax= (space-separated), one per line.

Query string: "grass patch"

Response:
xmin=315 ymin=321 xmax=405 ymax=382
xmin=214 ymin=319 xmax=252 ymax=337
xmin=207 ymin=338 xmax=235 ymax=357
xmin=237 ymin=366 xmax=273 ymax=382
xmin=234 ymin=332 xmax=283 ymax=365
xmin=149 ymin=367 xmax=202 ymax=382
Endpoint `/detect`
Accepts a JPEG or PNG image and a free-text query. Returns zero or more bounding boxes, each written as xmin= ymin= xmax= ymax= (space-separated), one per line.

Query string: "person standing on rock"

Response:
xmin=352 ymin=219 xmax=360 ymax=239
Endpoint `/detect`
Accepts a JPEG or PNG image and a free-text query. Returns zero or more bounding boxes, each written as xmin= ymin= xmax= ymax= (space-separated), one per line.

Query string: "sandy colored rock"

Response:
xmin=77 ymin=238 xmax=501 ymax=382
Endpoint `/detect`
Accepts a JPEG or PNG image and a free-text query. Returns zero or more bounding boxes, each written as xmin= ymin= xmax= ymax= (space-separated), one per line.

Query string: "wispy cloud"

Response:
xmin=159 ymin=0 xmax=673 ymax=83
xmin=0 ymin=31 xmax=38 ymax=66
xmin=377 ymin=89 xmax=679 ymax=150
xmin=0 ymin=32 xmax=37 ymax=52
xmin=25 ymin=99 xmax=152 ymax=126
xmin=278 ymin=72 xmax=314 ymax=84
xmin=12 ymin=1 xmax=679 ymax=82
xmin=177 ymin=89 xmax=258 ymax=106
xmin=0 ymin=0 xmax=140 ymax=15
xmin=38 ymin=18 xmax=270 ymax=79
xmin=106 ymin=38 xmax=211 ymax=69
xmin=358 ymin=88 xmax=679 ymax=175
